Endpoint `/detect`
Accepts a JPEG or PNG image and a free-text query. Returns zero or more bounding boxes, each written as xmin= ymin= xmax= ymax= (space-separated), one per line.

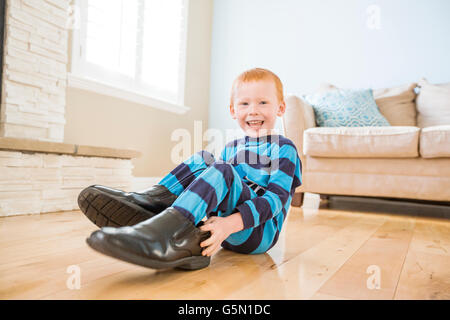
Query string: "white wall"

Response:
xmin=208 ymin=0 xmax=450 ymax=133
xmin=65 ymin=0 xmax=213 ymax=177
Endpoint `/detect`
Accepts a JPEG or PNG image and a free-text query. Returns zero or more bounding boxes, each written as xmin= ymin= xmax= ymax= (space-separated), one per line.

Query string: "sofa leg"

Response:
xmin=291 ymin=192 xmax=304 ymax=207
xmin=319 ymin=194 xmax=330 ymax=208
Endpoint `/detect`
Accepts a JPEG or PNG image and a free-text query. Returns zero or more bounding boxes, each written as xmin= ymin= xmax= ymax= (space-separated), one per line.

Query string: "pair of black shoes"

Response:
xmin=78 ymin=185 xmax=211 ymax=270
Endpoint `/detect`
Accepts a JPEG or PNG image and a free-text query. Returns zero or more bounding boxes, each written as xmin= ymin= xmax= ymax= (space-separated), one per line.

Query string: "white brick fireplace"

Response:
xmin=0 ymin=0 xmax=141 ymax=217
xmin=1 ymin=0 xmax=69 ymax=142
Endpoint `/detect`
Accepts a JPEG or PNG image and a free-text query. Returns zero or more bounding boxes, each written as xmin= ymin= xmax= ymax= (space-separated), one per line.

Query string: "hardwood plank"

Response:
xmin=0 ymin=137 xmax=75 ymax=155
xmin=76 ymin=145 xmax=141 ymax=159
xmin=225 ymin=216 xmax=385 ymax=299
xmin=1 ymin=203 xmax=449 ymax=300
xmin=40 ymin=208 xmax=359 ymax=300
xmin=316 ymin=218 xmax=415 ymax=299
xmin=394 ymin=218 xmax=450 ymax=300
xmin=407 ymin=218 xmax=450 ymax=256
xmin=0 ymin=255 xmax=134 ymax=299
xmin=394 ymin=250 xmax=450 ymax=300
xmin=0 ymin=137 xmax=140 ymax=159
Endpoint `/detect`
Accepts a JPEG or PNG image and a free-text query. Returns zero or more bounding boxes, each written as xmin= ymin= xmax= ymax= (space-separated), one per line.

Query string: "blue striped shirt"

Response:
xmin=220 ymin=134 xmax=302 ymax=229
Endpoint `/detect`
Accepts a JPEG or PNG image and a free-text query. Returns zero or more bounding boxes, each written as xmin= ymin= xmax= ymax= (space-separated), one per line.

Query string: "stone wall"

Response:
xmin=0 ymin=0 xmax=142 ymax=217
xmin=0 ymin=149 xmax=133 ymax=216
xmin=0 ymin=0 xmax=69 ymax=142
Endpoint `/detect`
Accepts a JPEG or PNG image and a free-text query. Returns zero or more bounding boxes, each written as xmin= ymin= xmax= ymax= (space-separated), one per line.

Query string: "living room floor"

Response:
xmin=1 ymin=196 xmax=449 ymax=300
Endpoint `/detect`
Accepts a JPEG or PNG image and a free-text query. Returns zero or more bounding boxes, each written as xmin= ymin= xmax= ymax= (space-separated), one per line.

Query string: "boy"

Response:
xmin=80 ymin=68 xmax=302 ymax=270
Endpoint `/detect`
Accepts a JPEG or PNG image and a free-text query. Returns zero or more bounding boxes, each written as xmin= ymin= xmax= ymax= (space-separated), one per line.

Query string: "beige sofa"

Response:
xmin=282 ymin=78 xmax=450 ymax=206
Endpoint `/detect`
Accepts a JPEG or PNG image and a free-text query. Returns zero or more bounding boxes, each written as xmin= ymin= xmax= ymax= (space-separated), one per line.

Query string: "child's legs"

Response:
xmin=224 ymin=191 xmax=293 ymax=254
xmin=171 ymin=161 xmax=283 ymax=254
xmin=222 ymin=207 xmax=287 ymax=254
xmin=171 ymin=161 xmax=253 ymax=224
xmin=227 ymin=191 xmax=292 ymax=254
xmin=157 ymin=150 xmax=215 ymax=196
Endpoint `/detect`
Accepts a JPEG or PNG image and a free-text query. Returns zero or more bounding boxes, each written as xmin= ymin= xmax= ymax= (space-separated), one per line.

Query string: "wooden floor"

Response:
xmin=1 ymin=195 xmax=449 ymax=300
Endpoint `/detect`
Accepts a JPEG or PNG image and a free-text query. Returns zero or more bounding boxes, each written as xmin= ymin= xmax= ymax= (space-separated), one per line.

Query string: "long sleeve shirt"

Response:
xmin=219 ymin=134 xmax=302 ymax=230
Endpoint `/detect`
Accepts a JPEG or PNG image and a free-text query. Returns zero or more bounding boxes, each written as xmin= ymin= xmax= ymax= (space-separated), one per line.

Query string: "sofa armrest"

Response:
xmin=282 ymin=94 xmax=316 ymax=156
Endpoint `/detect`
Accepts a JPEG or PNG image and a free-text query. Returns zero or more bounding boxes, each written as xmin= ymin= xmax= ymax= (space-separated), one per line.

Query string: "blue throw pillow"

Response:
xmin=303 ymin=89 xmax=390 ymax=127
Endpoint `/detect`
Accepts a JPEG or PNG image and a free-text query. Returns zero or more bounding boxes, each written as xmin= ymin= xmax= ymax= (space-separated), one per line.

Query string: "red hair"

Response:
xmin=230 ymin=68 xmax=284 ymax=107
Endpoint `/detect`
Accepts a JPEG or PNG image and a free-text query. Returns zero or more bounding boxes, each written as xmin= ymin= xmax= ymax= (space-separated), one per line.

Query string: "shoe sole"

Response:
xmin=86 ymin=231 xmax=210 ymax=270
xmin=78 ymin=187 xmax=155 ymax=228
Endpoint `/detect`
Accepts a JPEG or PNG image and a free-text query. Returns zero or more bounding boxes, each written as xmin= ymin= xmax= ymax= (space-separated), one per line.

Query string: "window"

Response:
xmin=70 ymin=0 xmax=189 ymax=113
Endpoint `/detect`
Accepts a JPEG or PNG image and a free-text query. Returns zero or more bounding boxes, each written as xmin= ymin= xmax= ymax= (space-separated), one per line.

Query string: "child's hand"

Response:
xmin=199 ymin=213 xmax=244 ymax=257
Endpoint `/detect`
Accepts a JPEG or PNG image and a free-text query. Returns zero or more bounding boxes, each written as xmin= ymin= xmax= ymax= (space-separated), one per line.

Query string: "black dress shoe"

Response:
xmin=78 ymin=184 xmax=176 ymax=228
xmin=124 ymin=184 xmax=178 ymax=213
xmin=86 ymin=207 xmax=211 ymax=270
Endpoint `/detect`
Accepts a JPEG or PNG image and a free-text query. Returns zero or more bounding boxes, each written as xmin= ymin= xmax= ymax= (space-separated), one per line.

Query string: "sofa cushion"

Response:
xmin=416 ymin=78 xmax=450 ymax=128
xmin=372 ymin=83 xmax=418 ymax=126
xmin=420 ymin=125 xmax=450 ymax=158
xmin=303 ymin=126 xmax=420 ymax=158
xmin=319 ymin=82 xmax=418 ymax=126
xmin=302 ymin=89 xmax=390 ymax=127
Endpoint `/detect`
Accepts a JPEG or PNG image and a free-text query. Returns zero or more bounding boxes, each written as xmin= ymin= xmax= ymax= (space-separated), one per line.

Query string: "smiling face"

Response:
xmin=230 ymin=80 xmax=286 ymax=137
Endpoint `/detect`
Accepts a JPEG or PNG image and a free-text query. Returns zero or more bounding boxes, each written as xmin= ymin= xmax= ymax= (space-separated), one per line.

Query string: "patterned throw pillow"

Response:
xmin=303 ymin=89 xmax=390 ymax=127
